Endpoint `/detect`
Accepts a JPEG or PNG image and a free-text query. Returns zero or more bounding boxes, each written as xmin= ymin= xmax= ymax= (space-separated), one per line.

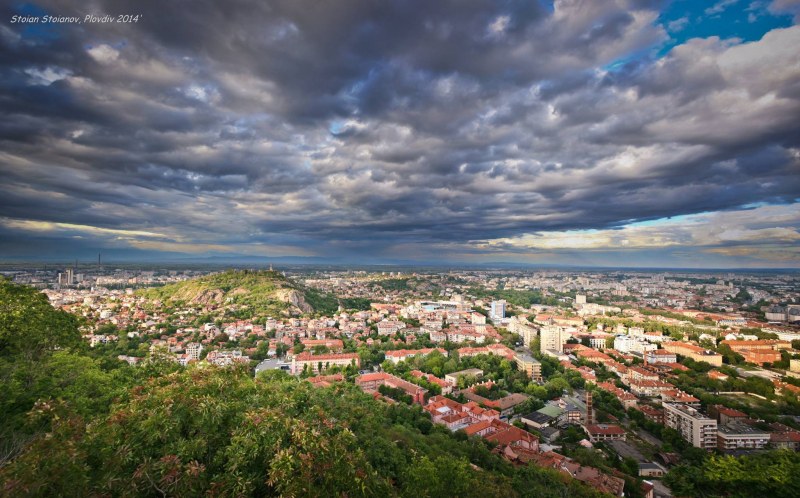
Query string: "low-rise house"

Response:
xmin=596 ymin=382 xmax=638 ymax=409
xmin=410 ymin=370 xmax=452 ymax=394
xmin=663 ymin=341 xmax=723 ymax=367
xmin=629 ymin=379 xmax=673 ymax=397
xmin=521 ymin=411 xmax=555 ymax=430
xmin=768 ymin=423 xmax=800 ymax=451
xmin=721 ymin=339 xmax=791 ymax=352
xmin=717 ymin=423 xmax=770 ymax=451
xmin=708 ymin=370 xmax=729 ymax=381
xmin=205 ymin=350 xmax=250 ymax=367
xmin=384 ymin=347 xmax=446 ymax=364
xmin=583 ymin=424 xmax=627 ymax=442
xmin=445 ymin=368 xmax=484 ymax=386
xmin=458 ymin=343 xmax=516 ymax=360
xmin=638 ymin=462 xmax=666 ymax=478
xmin=356 ymin=372 xmax=428 ymax=404
xmin=709 ymin=405 xmax=748 ymax=426
xmin=576 ymin=349 xmax=614 ymax=365
xmin=661 ymin=390 xmax=700 ymax=407
xmin=377 ymin=320 xmax=406 ymax=336
xmin=739 ymin=349 xmax=782 ymax=365
xmin=645 ymin=349 xmax=677 ymax=364
xmin=638 ymin=405 xmax=664 ymax=425
xmin=306 ymin=373 xmax=344 ymax=388
xmin=461 ymin=384 xmax=529 ymax=417
xmin=624 ymin=366 xmax=659 ymax=385
xmin=291 ymin=352 xmax=359 ymax=374
xmin=300 ymin=338 xmax=344 ymax=352
xmin=424 ymin=395 xmax=500 ymax=430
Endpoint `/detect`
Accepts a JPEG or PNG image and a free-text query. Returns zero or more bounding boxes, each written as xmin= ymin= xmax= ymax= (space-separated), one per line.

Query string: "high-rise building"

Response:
xmin=186 ymin=343 xmax=204 ymax=361
xmin=540 ymin=325 xmax=568 ymax=353
xmin=663 ymin=403 xmax=717 ymax=449
xmin=490 ymin=300 xmax=506 ymax=320
xmin=575 ymin=294 xmax=587 ymax=305
xmin=65 ymin=268 xmax=74 ymax=285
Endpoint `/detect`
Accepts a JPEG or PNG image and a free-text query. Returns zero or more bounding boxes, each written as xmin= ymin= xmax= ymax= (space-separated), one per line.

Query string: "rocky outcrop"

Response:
xmin=275 ymin=288 xmax=313 ymax=314
xmin=190 ymin=288 xmax=225 ymax=305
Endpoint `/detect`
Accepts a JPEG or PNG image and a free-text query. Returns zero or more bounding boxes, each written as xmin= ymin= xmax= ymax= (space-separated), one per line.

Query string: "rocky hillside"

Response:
xmin=139 ymin=270 xmax=313 ymax=316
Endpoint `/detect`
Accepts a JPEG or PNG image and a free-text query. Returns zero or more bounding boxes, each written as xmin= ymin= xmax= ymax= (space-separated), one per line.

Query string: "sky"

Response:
xmin=1 ymin=0 xmax=799 ymax=268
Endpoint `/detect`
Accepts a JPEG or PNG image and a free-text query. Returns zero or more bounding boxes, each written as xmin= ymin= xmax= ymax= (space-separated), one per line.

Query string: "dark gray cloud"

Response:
xmin=0 ymin=0 xmax=798 ymax=265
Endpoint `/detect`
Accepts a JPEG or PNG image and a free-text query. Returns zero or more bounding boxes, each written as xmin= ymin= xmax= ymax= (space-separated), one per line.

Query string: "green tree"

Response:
xmin=0 ymin=279 xmax=82 ymax=361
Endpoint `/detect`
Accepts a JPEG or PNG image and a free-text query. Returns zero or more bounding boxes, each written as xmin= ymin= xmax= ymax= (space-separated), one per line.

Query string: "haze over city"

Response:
xmin=1 ymin=0 xmax=799 ymax=267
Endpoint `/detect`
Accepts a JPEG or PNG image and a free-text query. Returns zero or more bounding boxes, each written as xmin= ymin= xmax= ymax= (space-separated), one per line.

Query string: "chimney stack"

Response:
xmin=585 ymin=391 xmax=594 ymax=425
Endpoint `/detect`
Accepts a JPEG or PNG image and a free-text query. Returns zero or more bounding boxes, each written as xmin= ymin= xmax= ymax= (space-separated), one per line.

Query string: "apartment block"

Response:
xmin=663 ymin=403 xmax=718 ymax=449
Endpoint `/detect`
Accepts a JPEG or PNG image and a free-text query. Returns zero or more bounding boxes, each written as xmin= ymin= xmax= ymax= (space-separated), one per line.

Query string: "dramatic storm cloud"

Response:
xmin=1 ymin=0 xmax=799 ymax=267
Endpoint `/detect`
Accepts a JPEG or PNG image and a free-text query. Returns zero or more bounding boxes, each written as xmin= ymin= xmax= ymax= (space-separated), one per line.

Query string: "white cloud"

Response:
xmin=481 ymin=204 xmax=800 ymax=262
xmin=706 ymin=0 xmax=740 ymax=16
xmin=24 ymin=66 xmax=71 ymax=85
xmin=87 ymin=44 xmax=120 ymax=64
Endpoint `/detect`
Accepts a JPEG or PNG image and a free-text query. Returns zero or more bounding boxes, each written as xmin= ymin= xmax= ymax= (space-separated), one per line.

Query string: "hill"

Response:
xmin=139 ymin=270 xmax=315 ymax=316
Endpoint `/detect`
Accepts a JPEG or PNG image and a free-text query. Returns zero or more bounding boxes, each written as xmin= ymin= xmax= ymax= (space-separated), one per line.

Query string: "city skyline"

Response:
xmin=1 ymin=0 xmax=799 ymax=268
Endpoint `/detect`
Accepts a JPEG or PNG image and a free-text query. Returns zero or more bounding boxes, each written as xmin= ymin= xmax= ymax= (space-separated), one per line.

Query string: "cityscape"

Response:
xmin=2 ymin=1 xmax=800 ymax=497
xmin=2 ymin=262 xmax=800 ymax=496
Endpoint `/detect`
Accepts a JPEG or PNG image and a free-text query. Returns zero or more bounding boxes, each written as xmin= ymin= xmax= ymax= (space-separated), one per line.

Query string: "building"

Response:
xmin=717 ymin=423 xmax=770 ymax=451
xmin=638 ymin=405 xmax=664 ymax=425
xmin=514 ymin=351 xmax=542 ymax=380
xmin=508 ymin=317 xmax=538 ymax=348
xmin=583 ymin=424 xmax=627 ymax=443
xmin=490 ymin=300 xmax=506 ymax=320
xmin=614 ymin=335 xmax=656 ymax=354
xmin=384 ymin=347 xmax=446 ymax=364
xmin=768 ymin=423 xmax=800 ymax=451
xmin=376 ymin=320 xmax=406 ymax=336
xmin=739 ymin=349 xmax=783 ymax=366
xmin=596 ymin=382 xmax=638 ymax=409
xmin=291 ymin=352 xmax=359 ymax=374
xmin=458 ymin=343 xmax=515 ymax=360
xmin=663 ymin=403 xmax=717 ymax=449
xmin=638 ymin=462 xmax=666 ymax=478
xmin=356 ymin=372 xmax=428 ymax=404
xmin=463 ymin=390 xmax=529 ymax=418
xmin=645 ymin=349 xmax=677 ymax=364
xmin=721 ymin=339 xmax=791 ymax=352
xmin=765 ymin=306 xmax=787 ymax=322
xmin=576 ymin=349 xmax=613 ymax=365
xmin=709 ymin=405 xmax=748 ymax=425
xmin=185 ymin=342 xmax=203 ymax=361
xmin=660 ymin=390 xmax=700 ymax=407
xmin=541 ymin=325 xmax=568 ymax=353
xmin=521 ymin=411 xmax=555 ymax=430
xmin=663 ymin=341 xmax=723 ymax=367
xmin=300 ymin=338 xmax=344 ymax=352
xmin=410 ymin=370 xmax=453 ymax=395
xmin=445 ymin=368 xmax=484 ymax=386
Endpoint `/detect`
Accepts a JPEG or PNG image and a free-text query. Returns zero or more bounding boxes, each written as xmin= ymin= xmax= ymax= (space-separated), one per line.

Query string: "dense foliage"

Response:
xmin=467 ymin=288 xmax=562 ymax=308
xmin=0 ymin=367 xmax=607 ymax=497
xmin=0 ymin=279 xmax=82 ymax=361
xmin=664 ymin=450 xmax=800 ymax=498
